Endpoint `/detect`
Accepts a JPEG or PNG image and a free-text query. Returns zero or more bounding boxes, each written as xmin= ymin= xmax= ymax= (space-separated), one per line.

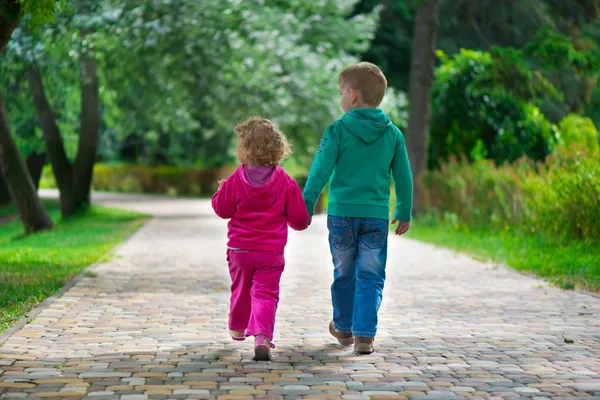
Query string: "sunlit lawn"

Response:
xmin=0 ymin=201 xmax=146 ymax=333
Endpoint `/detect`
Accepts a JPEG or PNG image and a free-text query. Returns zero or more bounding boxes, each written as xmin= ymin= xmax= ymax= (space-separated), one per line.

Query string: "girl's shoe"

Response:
xmin=229 ymin=329 xmax=246 ymax=341
xmin=253 ymin=335 xmax=275 ymax=361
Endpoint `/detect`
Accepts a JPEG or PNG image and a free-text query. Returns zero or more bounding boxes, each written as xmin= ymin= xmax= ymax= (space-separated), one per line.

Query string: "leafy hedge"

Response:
xmin=422 ymin=144 xmax=600 ymax=244
xmin=41 ymin=164 xmax=236 ymax=197
xmin=430 ymin=49 xmax=559 ymax=167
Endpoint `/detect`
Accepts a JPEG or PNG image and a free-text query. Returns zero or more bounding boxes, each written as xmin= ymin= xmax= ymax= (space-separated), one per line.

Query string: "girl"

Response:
xmin=212 ymin=117 xmax=310 ymax=361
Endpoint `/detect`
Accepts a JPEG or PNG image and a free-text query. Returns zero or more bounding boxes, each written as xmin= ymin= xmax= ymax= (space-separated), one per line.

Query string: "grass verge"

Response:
xmin=406 ymin=216 xmax=600 ymax=293
xmin=0 ymin=201 xmax=147 ymax=333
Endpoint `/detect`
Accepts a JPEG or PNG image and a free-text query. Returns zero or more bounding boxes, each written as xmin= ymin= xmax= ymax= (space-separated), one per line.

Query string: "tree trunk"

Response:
xmin=27 ymin=67 xmax=76 ymax=216
xmin=0 ymin=94 xmax=52 ymax=233
xmin=0 ymin=0 xmax=21 ymax=55
xmin=72 ymin=55 xmax=99 ymax=211
xmin=0 ymin=173 xmax=10 ymax=206
xmin=406 ymin=0 xmax=439 ymax=214
xmin=27 ymin=57 xmax=100 ymax=218
xmin=0 ymin=153 xmax=46 ymax=206
xmin=26 ymin=152 xmax=46 ymax=189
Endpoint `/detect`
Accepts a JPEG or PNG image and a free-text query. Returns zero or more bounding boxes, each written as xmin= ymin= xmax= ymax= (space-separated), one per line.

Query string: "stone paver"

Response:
xmin=2 ymin=192 xmax=599 ymax=399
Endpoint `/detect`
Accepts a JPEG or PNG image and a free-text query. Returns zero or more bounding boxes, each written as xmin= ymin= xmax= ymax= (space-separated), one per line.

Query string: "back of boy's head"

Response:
xmin=339 ymin=62 xmax=387 ymax=107
xmin=235 ymin=117 xmax=291 ymax=166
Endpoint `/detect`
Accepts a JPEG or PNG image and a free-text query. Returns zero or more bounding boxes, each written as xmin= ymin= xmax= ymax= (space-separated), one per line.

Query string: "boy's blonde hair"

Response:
xmin=338 ymin=62 xmax=387 ymax=107
xmin=235 ymin=117 xmax=291 ymax=166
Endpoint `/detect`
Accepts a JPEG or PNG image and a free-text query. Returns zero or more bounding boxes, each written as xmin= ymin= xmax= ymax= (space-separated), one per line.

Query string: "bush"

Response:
xmin=525 ymin=145 xmax=600 ymax=242
xmin=430 ymin=49 xmax=559 ymax=167
xmin=557 ymin=114 xmax=599 ymax=151
xmin=422 ymin=156 xmax=533 ymax=229
xmin=422 ymin=146 xmax=600 ymax=244
xmin=40 ymin=164 xmax=237 ymax=197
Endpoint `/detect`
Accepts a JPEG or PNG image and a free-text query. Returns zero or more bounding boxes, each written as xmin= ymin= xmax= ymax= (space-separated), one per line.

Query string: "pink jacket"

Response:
xmin=212 ymin=166 xmax=310 ymax=253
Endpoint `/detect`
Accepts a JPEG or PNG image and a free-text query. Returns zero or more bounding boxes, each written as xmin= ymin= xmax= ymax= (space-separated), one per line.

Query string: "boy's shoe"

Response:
xmin=229 ymin=329 xmax=246 ymax=341
xmin=253 ymin=335 xmax=275 ymax=361
xmin=329 ymin=321 xmax=354 ymax=346
xmin=354 ymin=337 xmax=374 ymax=354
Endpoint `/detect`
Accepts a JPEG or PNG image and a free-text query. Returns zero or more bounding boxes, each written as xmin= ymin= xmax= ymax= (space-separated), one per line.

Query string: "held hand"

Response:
xmin=391 ymin=219 xmax=410 ymax=236
xmin=217 ymin=179 xmax=224 ymax=187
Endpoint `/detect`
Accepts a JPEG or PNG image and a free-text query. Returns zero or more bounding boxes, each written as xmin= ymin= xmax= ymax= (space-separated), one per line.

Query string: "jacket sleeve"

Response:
xmin=211 ymin=176 xmax=237 ymax=219
xmin=286 ymin=177 xmax=311 ymax=231
xmin=302 ymin=122 xmax=341 ymax=216
xmin=391 ymin=130 xmax=413 ymax=221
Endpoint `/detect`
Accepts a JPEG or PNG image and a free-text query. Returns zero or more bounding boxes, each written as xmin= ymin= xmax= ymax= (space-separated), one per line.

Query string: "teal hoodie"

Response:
xmin=303 ymin=108 xmax=413 ymax=221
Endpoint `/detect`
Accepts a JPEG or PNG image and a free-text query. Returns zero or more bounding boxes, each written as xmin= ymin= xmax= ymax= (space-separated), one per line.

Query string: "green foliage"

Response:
xmin=0 ymin=201 xmax=145 ymax=333
xmin=353 ymin=0 xmax=414 ymax=91
xmin=557 ymin=114 xmax=600 ymax=150
xmin=525 ymin=145 xmax=600 ymax=242
xmin=422 ymin=146 xmax=600 ymax=245
xmin=19 ymin=0 xmax=59 ymax=25
xmin=3 ymin=0 xmax=389 ymax=168
xmin=422 ymin=156 xmax=534 ymax=229
xmin=526 ymin=29 xmax=600 ymax=75
xmin=430 ymin=49 xmax=559 ymax=167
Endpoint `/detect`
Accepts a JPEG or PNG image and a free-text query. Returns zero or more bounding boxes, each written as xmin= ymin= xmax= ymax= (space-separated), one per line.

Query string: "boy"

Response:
xmin=303 ymin=62 xmax=413 ymax=354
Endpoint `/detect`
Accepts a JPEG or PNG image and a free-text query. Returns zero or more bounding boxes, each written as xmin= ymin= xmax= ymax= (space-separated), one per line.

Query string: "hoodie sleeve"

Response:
xmin=391 ymin=129 xmax=413 ymax=222
xmin=211 ymin=175 xmax=237 ymax=219
xmin=285 ymin=177 xmax=311 ymax=231
xmin=302 ymin=122 xmax=341 ymax=216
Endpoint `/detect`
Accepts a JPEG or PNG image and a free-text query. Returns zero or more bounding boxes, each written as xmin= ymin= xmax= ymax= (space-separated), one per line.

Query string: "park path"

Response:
xmin=1 ymin=192 xmax=599 ymax=400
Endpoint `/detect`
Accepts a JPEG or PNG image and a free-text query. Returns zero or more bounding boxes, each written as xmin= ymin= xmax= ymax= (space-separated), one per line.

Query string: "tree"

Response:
xmin=353 ymin=0 xmax=414 ymax=91
xmin=8 ymin=1 xmax=103 ymax=217
xmin=429 ymin=49 xmax=559 ymax=167
xmin=406 ymin=0 xmax=439 ymax=213
xmin=0 ymin=0 xmax=54 ymax=233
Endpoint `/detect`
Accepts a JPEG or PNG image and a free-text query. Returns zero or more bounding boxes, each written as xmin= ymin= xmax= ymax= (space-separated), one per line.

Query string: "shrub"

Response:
xmin=430 ymin=49 xmax=559 ymax=167
xmin=422 ymin=156 xmax=533 ymax=229
xmin=422 ymin=145 xmax=600 ymax=244
xmin=524 ymin=145 xmax=600 ymax=243
xmin=557 ymin=114 xmax=599 ymax=151
xmin=40 ymin=164 xmax=237 ymax=197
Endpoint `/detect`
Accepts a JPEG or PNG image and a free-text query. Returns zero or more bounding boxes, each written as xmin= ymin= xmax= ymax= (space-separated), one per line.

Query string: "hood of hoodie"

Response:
xmin=236 ymin=165 xmax=285 ymax=212
xmin=341 ymin=108 xmax=392 ymax=144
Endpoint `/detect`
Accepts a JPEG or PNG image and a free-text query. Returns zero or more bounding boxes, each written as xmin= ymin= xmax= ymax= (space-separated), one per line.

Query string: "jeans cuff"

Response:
xmin=334 ymin=323 xmax=352 ymax=333
xmin=352 ymin=331 xmax=376 ymax=338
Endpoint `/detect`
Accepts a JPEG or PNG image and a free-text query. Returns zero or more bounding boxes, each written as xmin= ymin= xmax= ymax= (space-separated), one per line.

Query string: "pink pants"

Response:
xmin=227 ymin=249 xmax=285 ymax=341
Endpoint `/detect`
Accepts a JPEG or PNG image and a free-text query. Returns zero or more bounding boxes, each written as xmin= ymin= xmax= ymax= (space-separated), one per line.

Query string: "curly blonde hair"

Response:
xmin=235 ymin=117 xmax=292 ymax=166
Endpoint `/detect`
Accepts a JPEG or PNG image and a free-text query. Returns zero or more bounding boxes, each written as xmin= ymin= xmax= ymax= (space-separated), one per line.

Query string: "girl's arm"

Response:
xmin=211 ymin=177 xmax=237 ymax=219
xmin=286 ymin=178 xmax=311 ymax=231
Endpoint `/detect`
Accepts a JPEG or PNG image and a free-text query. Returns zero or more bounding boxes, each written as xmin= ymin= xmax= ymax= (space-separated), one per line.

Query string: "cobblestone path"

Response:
xmin=1 ymin=193 xmax=599 ymax=399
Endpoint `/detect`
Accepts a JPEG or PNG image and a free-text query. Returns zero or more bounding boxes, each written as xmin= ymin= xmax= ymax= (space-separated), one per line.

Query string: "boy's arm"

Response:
xmin=211 ymin=177 xmax=237 ymax=219
xmin=391 ymin=130 xmax=413 ymax=222
xmin=303 ymin=123 xmax=341 ymax=216
xmin=286 ymin=178 xmax=311 ymax=231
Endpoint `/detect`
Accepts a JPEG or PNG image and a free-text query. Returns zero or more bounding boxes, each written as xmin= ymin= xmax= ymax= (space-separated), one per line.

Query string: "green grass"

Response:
xmin=0 ymin=201 xmax=147 ymax=333
xmin=406 ymin=217 xmax=600 ymax=292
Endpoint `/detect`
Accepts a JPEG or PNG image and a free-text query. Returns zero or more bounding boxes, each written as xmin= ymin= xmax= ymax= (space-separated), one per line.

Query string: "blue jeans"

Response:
xmin=328 ymin=216 xmax=388 ymax=338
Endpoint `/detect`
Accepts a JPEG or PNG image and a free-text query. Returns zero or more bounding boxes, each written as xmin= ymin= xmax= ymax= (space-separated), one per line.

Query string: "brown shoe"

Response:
xmin=354 ymin=337 xmax=374 ymax=354
xmin=329 ymin=321 xmax=353 ymax=346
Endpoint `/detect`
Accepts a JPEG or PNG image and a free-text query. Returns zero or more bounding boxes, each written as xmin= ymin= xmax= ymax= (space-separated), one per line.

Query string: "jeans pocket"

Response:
xmin=328 ymin=216 xmax=355 ymax=251
xmin=362 ymin=218 xmax=389 ymax=249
